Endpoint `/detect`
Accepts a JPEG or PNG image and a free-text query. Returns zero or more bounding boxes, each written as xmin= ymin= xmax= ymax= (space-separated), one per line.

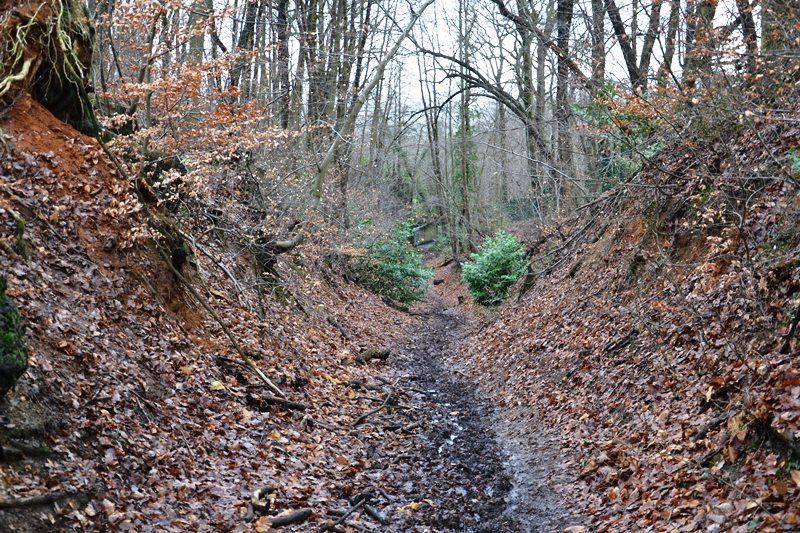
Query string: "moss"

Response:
xmin=0 ymin=275 xmax=27 ymax=398
xmin=12 ymin=217 xmax=27 ymax=260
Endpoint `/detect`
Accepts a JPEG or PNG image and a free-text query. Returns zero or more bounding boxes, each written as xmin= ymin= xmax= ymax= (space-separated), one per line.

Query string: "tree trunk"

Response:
xmin=276 ymin=0 xmax=291 ymax=127
xmin=637 ymin=0 xmax=663 ymax=88
xmin=590 ymin=0 xmax=605 ymax=90
xmin=683 ymin=0 xmax=718 ymax=89
xmin=734 ymin=0 xmax=757 ymax=75
xmin=555 ymin=0 xmax=574 ymax=211
xmin=229 ymin=0 xmax=259 ymax=94
xmin=604 ymin=0 xmax=642 ymax=89
xmin=656 ymin=0 xmax=681 ymax=86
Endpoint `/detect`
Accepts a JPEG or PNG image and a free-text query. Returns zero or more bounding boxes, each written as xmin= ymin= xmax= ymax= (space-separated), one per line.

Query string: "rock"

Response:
xmin=0 ymin=275 xmax=27 ymax=398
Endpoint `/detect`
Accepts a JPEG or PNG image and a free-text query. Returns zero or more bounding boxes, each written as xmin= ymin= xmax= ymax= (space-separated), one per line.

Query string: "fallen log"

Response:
xmin=356 ymin=348 xmax=390 ymax=364
xmin=270 ymin=508 xmax=313 ymax=527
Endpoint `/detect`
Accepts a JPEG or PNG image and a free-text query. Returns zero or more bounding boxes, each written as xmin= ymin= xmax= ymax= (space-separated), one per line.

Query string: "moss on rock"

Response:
xmin=0 ymin=275 xmax=27 ymax=398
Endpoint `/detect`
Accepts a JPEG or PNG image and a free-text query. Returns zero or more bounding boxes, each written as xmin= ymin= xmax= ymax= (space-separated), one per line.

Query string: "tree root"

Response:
xmin=154 ymin=243 xmax=285 ymax=398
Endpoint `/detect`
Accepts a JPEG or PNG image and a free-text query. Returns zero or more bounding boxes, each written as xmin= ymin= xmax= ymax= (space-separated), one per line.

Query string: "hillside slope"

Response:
xmin=0 ymin=96 xmax=426 ymax=531
xmin=459 ymin=118 xmax=800 ymax=532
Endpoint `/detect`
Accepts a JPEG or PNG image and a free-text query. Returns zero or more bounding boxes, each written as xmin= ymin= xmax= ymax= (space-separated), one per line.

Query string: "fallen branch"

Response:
xmin=0 ymin=491 xmax=67 ymax=509
xmin=346 ymin=379 xmax=383 ymax=391
xmin=300 ymin=414 xmax=336 ymax=431
xmin=691 ymin=411 xmax=733 ymax=443
xmin=363 ymin=503 xmax=389 ymax=525
xmin=320 ymin=499 xmax=366 ymax=532
xmin=269 ymin=508 xmax=313 ymax=527
xmin=327 ymin=316 xmax=350 ymax=340
xmin=356 ymin=348 xmax=390 ymax=364
xmin=401 ymin=422 xmax=422 ymax=433
xmin=270 ymin=233 xmax=304 ymax=252
xmin=244 ymin=388 xmax=309 ymax=411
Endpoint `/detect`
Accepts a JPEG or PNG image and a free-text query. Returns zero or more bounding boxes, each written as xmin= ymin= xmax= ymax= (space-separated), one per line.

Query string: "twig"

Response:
xmin=320 ymin=499 xmax=366 ymax=532
xmin=352 ymin=393 xmax=393 ymax=427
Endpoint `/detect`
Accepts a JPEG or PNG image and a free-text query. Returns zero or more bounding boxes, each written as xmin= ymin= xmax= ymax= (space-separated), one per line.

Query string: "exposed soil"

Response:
xmin=387 ymin=291 xmax=578 ymax=532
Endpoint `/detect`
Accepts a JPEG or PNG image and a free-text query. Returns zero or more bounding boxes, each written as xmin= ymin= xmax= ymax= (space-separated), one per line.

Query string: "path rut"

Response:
xmin=388 ymin=293 xmax=576 ymax=532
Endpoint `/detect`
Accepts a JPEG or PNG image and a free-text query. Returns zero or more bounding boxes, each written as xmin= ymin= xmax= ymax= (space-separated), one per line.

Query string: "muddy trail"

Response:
xmin=386 ymin=294 xmax=577 ymax=532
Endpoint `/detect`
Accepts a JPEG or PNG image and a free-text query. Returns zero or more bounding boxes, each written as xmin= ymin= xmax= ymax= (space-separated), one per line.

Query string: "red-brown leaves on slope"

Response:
xmin=457 ymin=119 xmax=800 ymax=532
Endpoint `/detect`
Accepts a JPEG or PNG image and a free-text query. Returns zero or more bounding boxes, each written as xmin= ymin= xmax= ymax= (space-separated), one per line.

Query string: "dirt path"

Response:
xmin=387 ymin=293 xmax=577 ymax=532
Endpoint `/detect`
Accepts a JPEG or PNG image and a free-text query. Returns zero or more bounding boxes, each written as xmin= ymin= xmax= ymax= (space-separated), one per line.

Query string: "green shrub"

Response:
xmin=352 ymin=229 xmax=432 ymax=304
xmin=462 ymin=230 xmax=527 ymax=306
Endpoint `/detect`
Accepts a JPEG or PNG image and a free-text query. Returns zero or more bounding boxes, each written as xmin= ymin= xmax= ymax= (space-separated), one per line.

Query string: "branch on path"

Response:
xmin=0 ymin=491 xmax=68 ymax=509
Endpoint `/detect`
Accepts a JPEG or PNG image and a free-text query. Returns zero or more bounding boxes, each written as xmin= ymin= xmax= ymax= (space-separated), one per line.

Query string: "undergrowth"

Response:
xmin=352 ymin=225 xmax=432 ymax=304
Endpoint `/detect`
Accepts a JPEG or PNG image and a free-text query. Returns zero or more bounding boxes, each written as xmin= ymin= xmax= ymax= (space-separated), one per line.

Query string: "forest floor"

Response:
xmin=1 ymin=96 xmax=587 ymax=533
xmin=4 ymin=94 xmax=799 ymax=532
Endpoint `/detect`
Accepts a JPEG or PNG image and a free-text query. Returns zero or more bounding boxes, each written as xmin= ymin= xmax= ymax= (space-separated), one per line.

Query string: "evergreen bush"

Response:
xmin=352 ymin=227 xmax=432 ymax=304
xmin=462 ymin=230 xmax=527 ymax=306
